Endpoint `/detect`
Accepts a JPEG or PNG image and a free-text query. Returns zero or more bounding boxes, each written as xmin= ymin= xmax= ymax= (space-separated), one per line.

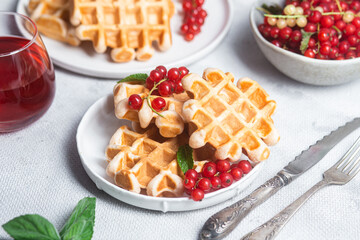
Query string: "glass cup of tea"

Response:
xmin=0 ymin=12 xmax=55 ymax=133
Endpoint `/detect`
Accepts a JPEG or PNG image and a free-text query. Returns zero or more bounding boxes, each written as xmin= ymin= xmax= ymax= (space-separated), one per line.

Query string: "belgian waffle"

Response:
xmin=70 ymin=0 xmax=175 ymax=62
xmin=113 ymin=82 xmax=189 ymax=138
xmin=28 ymin=0 xmax=80 ymax=46
xmin=182 ymin=68 xmax=280 ymax=162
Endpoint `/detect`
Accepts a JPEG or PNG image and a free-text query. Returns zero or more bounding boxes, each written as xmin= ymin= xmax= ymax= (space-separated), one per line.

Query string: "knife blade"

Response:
xmin=199 ymin=117 xmax=360 ymax=240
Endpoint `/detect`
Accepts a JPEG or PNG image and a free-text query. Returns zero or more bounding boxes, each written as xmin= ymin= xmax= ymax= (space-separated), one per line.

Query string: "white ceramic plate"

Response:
xmin=76 ymin=94 xmax=265 ymax=212
xmin=17 ymin=0 xmax=233 ymax=79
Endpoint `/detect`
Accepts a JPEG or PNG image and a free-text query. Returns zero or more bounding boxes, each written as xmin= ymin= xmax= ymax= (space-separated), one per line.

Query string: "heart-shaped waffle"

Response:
xmin=113 ymin=82 xmax=189 ymax=138
xmin=182 ymin=68 xmax=280 ymax=162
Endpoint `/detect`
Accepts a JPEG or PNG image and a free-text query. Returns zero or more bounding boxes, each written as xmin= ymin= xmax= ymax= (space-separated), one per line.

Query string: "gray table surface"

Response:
xmin=1 ymin=1 xmax=360 ymax=239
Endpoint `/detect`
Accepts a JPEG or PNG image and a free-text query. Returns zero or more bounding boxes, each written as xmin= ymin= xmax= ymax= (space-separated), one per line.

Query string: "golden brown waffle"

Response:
xmin=28 ymin=0 xmax=80 ymax=46
xmin=182 ymin=68 xmax=280 ymax=162
xmin=106 ymin=126 xmax=208 ymax=197
xmin=113 ymin=82 xmax=189 ymax=138
xmin=70 ymin=0 xmax=175 ymax=62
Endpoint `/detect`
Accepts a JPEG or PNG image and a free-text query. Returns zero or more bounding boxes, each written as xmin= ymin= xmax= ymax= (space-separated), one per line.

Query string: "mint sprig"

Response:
xmin=2 ymin=197 xmax=96 ymax=240
xmin=177 ymin=145 xmax=194 ymax=174
xmin=117 ymin=73 xmax=148 ymax=83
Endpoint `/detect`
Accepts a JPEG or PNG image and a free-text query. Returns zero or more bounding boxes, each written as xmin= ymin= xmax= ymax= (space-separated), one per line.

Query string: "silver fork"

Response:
xmin=241 ymin=136 xmax=360 ymax=240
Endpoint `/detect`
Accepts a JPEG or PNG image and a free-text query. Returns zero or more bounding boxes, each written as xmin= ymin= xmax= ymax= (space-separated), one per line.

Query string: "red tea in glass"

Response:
xmin=0 ymin=13 xmax=55 ymax=132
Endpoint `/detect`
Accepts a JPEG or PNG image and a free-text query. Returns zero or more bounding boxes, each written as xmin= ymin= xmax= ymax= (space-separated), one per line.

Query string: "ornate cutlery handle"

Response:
xmin=199 ymin=175 xmax=287 ymax=240
xmin=240 ymin=180 xmax=328 ymax=240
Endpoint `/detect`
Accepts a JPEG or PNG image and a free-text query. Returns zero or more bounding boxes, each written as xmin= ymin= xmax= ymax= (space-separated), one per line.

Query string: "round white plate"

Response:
xmin=17 ymin=0 xmax=233 ymax=79
xmin=76 ymin=94 xmax=265 ymax=212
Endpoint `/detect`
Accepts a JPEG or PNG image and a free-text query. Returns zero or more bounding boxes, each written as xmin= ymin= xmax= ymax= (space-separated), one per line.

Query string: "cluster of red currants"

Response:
xmin=184 ymin=160 xmax=253 ymax=201
xmin=258 ymin=0 xmax=360 ymax=60
xmin=128 ymin=65 xmax=189 ymax=112
xmin=181 ymin=0 xmax=208 ymax=41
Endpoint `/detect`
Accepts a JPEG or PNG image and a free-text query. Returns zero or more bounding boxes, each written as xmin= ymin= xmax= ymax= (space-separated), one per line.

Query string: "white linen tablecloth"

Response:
xmin=1 ymin=1 xmax=360 ymax=239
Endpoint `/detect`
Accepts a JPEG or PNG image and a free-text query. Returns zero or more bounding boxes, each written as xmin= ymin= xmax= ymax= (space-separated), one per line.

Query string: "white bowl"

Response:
xmin=76 ymin=94 xmax=265 ymax=212
xmin=249 ymin=0 xmax=360 ymax=85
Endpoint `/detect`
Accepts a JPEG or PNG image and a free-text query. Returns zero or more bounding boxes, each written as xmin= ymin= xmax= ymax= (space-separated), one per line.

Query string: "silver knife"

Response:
xmin=199 ymin=117 xmax=360 ymax=240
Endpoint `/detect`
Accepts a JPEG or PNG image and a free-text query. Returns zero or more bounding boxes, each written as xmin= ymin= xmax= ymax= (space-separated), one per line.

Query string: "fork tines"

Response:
xmin=336 ymin=136 xmax=360 ymax=177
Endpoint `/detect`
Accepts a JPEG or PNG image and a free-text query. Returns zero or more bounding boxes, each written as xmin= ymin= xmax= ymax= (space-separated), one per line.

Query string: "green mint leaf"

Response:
xmin=260 ymin=3 xmax=283 ymax=15
xmin=300 ymin=30 xmax=315 ymax=54
xmin=2 ymin=214 xmax=60 ymax=240
xmin=117 ymin=73 xmax=148 ymax=83
xmin=60 ymin=197 xmax=96 ymax=240
xmin=176 ymin=145 xmax=194 ymax=174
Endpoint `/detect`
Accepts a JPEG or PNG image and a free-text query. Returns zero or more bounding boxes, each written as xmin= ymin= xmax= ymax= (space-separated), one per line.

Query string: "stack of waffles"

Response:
xmin=106 ymin=68 xmax=280 ymax=197
xmin=27 ymin=0 xmax=175 ymax=62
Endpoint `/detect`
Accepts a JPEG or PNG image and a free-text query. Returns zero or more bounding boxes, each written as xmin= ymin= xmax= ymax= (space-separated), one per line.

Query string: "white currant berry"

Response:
xmin=267 ymin=17 xmax=277 ymax=26
xmin=314 ymin=6 xmax=324 ymax=13
xmin=284 ymin=4 xmax=296 ymax=15
xmin=296 ymin=16 xmax=307 ymax=28
xmin=294 ymin=6 xmax=304 ymax=15
xmin=276 ymin=18 xmax=287 ymax=29
xmin=286 ymin=18 xmax=296 ymax=27
xmin=343 ymin=11 xmax=355 ymax=23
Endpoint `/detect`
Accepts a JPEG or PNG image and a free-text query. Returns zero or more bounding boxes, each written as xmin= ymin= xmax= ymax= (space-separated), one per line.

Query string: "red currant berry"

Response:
xmin=179 ymin=66 xmax=189 ymax=79
xmin=271 ymin=40 xmax=282 ymax=47
xmin=301 ymin=1 xmax=310 ymax=9
xmin=198 ymin=9 xmax=207 ymax=18
xmin=355 ymin=28 xmax=360 ymax=38
xmin=182 ymin=0 xmax=192 ymax=11
xmin=230 ymin=167 xmax=243 ymax=181
xmin=191 ymin=188 xmax=204 ymax=201
xmin=346 ymin=50 xmax=356 ymax=59
xmin=150 ymin=70 xmax=163 ymax=83
xmin=186 ymin=16 xmax=196 ymax=25
xmin=336 ymin=55 xmax=345 ymax=60
xmin=173 ymin=81 xmax=183 ymax=94
xmin=308 ymin=11 xmax=322 ymax=23
xmin=344 ymin=24 xmax=356 ymax=36
xmin=181 ymin=23 xmax=189 ymax=34
xmin=279 ymin=27 xmax=292 ymax=40
xmin=198 ymin=178 xmax=211 ymax=192
xmin=350 ymin=1 xmax=360 ymax=11
xmin=290 ymin=30 xmax=302 ymax=43
xmin=316 ymin=53 xmax=328 ymax=60
xmin=262 ymin=26 xmax=272 ymax=38
xmin=219 ymin=172 xmax=233 ymax=188
xmin=340 ymin=2 xmax=349 ymax=11
xmin=128 ymin=94 xmax=143 ymax=110
xmin=188 ymin=23 xmax=200 ymax=34
xmin=216 ymin=159 xmax=231 ymax=173
xmin=304 ymin=23 xmax=317 ymax=32
xmin=210 ymin=176 xmax=222 ymax=190
xmin=318 ymin=28 xmax=330 ymax=42
xmin=237 ymin=160 xmax=252 ymax=174
xmin=151 ymin=97 xmax=166 ymax=111
xmin=146 ymin=77 xmax=154 ymax=90
xmin=195 ymin=16 xmax=205 ymax=26
xmin=348 ymin=35 xmax=358 ymax=46
xmin=304 ymin=49 xmax=316 ymax=58
xmin=270 ymin=27 xmax=280 ymax=39
xmin=195 ymin=0 xmax=204 ymax=7
xmin=330 ymin=35 xmax=339 ymax=46
xmin=320 ymin=45 xmax=331 ymax=55
xmin=202 ymin=162 xmax=217 ymax=178
xmin=158 ymin=81 xmax=172 ymax=97
xmin=320 ymin=16 xmax=334 ymax=28
xmin=339 ymin=40 xmax=350 ymax=53
xmin=352 ymin=17 xmax=360 ymax=28
xmin=155 ymin=65 xmax=167 ymax=78
xmin=184 ymin=177 xmax=196 ymax=189
xmin=185 ymin=33 xmax=194 ymax=41
xmin=329 ymin=47 xmax=339 ymax=59
xmin=168 ymin=68 xmax=181 ymax=82
xmin=335 ymin=20 xmax=346 ymax=31
xmin=308 ymin=38 xmax=316 ymax=48
xmin=185 ymin=169 xmax=198 ymax=180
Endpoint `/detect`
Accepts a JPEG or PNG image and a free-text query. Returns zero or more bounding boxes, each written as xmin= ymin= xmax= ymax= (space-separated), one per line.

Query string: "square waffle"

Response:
xmin=70 ymin=0 xmax=175 ymax=62
xmin=182 ymin=68 xmax=280 ymax=162
xmin=28 ymin=0 xmax=80 ymax=46
xmin=113 ymin=82 xmax=189 ymax=138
